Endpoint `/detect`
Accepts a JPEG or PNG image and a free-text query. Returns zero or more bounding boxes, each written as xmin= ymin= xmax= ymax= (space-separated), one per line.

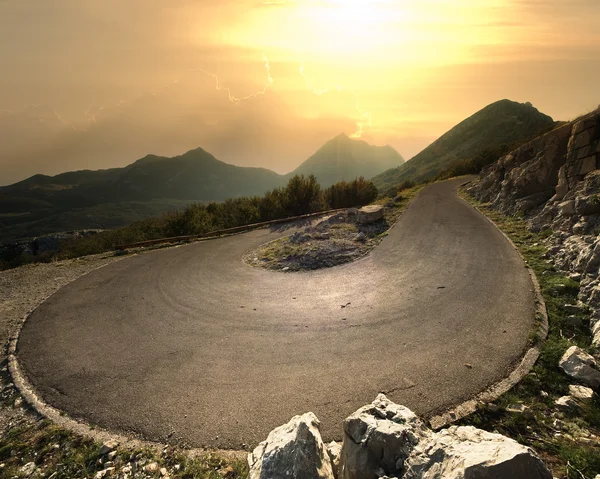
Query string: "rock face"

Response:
xmin=249 ymin=397 xmax=553 ymax=479
xmin=467 ymin=108 xmax=600 ymax=347
xmin=559 ymin=346 xmax=600 ymax=390
xmin=403 ymin=426 xmax=552 ymax=479
xmin=357 ymin=205 xmax=384 ymax=224
xmin=248 ymin=412 xmax=334 ymax=479
xmin=339 ymin=394 xmax=431 ymax=479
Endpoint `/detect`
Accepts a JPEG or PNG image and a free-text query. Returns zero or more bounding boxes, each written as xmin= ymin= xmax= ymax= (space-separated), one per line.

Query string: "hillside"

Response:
xmin=288 ymin=134 xmax=404 ymax=187
xmin=0 ymin=148 xmax=285 ymax=242
xmin=372 ymin=100 xmax=557 ymax=192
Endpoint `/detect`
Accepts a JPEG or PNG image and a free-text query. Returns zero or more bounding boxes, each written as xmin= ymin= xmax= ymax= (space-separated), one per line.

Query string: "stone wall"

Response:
xmin=467 ymin=107 xmax=600 ymax=346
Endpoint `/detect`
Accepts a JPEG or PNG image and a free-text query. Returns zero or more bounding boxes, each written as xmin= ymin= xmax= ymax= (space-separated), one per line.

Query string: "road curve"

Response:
xmin=17 ymin=178 xmax=534 ymax=449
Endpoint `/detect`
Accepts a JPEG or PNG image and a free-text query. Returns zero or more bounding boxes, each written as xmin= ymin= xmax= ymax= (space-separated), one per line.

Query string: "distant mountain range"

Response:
xmin=1 ymin=99 xmax=564 ymax=242
xmin=372 ymin=100 xmax=558 ymax=192
xmin=0 ymin=135 xmax=404 ymax=241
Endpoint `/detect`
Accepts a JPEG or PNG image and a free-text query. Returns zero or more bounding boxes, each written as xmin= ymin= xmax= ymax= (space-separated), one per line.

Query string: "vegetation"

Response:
xmin=1 ymin=175 xmax=379 ymax=270
xmin=245 ymin=184 xmax=422 ymax=272
xmin=324 ymin=177 xmax=378 ymax=209
xmin=0 ymin=420 xmax=247 ymax=479
xmin=459 ymin=191 xmax=600 ymax=479
xmin=0 ymin=136 xmax=405 ymax=243
xmin=372 ymin=99 xmax=558 ymax=192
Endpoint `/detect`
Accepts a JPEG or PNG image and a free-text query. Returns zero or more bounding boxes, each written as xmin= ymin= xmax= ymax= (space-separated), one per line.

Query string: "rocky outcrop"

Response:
xmin=248 ymin=412 xmax=335 ymax=479
xmin=467 ymin=108 xmax=600 ymax=347
xmin=403 ymin=426 xmax=552 ymax=479
xmin=249 ymin=396 xmax=552 ymax=479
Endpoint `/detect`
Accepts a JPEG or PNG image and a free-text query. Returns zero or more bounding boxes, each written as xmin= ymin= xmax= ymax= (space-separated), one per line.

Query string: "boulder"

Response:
xmin=357 ymin=205 xmax=384 ymax=224
xmin=248 ymin=412 xmax=334 ymax=479
xmin=403 ymin=426 xmax=553 ymax=479
xmin=559 ymin=346 xmax=600 ymax=390
xmin=339 ymin=394 xmax=431 ymax=479
xmin=569 ymin=384 xmax=594 ymax=400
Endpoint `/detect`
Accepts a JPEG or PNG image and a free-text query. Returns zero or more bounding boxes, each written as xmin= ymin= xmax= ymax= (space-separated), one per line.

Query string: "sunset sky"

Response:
xmin=0 ymin=0 xmax=599 ymax=184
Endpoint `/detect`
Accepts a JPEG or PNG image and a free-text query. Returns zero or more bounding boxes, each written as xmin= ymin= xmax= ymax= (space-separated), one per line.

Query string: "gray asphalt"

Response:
xmin=17 ymin=178 xmax=535 ymax=449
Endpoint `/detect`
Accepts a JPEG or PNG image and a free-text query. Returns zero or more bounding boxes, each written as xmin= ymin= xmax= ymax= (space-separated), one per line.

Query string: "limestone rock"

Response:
xmin=98 ymin=440 xmax=119 ymax=456
xmin=403 ymin=426 xmax=553 ymax=479
xmin=357 ymin=205 xmax=384 ymax=224
xmin=559 ymin=346 xmax=600 ymax=390
xmin=248 ymin=412 xmax=334 ymax=479
xmin=327 ymin=441 xmax=342 ymax=479
xmin=569 ymin=384 xmax=594 ymax=400
xmin=339 ymin=394 xmax=431 ymax=479
xmin=554 ymin=395 xmax=579 ymax=410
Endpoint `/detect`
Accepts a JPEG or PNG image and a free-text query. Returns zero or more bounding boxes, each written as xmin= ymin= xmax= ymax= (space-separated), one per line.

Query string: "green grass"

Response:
xmin=459 ymin=190 xmax=600 ymax=479
xmin=0 ymin=420 xmax=247 ymax=478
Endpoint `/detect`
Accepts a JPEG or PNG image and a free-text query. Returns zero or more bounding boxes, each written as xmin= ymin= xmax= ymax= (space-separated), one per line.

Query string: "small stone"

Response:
xmin=13 ymin=398 xmax=23 ymax=408
xmin=144 ymin=462 xmax=159 ymax=473
xmin=104 ymin=461 xmax=114 ymax=468
xmin=555 ymin=396 xmax=579 ymax=410
xmin=20 ymin=462 xmax=37 ymax=476
xmin=107 ymin=451 xmax=117 ymax=461
xmin=282 ymin=267 xmax=290 ymax=272
xmin=98 ymin=440 xmax=119 ymax=456
xmin=506 ymin=403 xmax=528 ymax=414
xmin=559 ymin=346 xmax=600 ymax=390
xmin=160 ymin=467 xmax=169 ymax=476
xmin=465 ymin=363 xmax=473 ymax=369
xmin=355 ymin=232 xmax=367 ymax=242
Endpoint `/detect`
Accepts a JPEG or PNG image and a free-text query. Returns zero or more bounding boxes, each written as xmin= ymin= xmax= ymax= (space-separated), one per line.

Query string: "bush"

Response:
xmin=324 ymin=177 xmax=378 ymax=209
xmin=3 ymin=174 xmax=381 ymax=270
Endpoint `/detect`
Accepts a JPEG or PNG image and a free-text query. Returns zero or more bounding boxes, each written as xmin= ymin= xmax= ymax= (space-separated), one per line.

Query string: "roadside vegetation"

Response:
xmin=459 ymin=191 xmax=600 ymax=479
xmin=1 ymin=175 xmax=378 ymax=271
xmin=244 ymin=185 xmax=422 ymax=272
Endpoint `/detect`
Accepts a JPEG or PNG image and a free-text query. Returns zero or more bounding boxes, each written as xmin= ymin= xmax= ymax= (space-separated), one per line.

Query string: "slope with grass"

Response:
xmin=372 ymin=100 xmax=558 ymax=193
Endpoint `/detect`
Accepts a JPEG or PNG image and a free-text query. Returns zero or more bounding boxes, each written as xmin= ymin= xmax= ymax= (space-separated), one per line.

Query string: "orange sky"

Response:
xmin=0 ymin=0 xmax=599 ymax=184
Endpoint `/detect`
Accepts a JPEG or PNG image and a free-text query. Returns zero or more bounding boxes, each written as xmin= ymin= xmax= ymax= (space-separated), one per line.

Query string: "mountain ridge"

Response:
xmin=372 ymin=99 xmax=558 ymax=192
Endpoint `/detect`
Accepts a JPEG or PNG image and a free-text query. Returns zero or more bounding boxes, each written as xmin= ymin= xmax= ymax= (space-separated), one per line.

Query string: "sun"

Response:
xmin=303 ymin=0 xmax=406 ymax=57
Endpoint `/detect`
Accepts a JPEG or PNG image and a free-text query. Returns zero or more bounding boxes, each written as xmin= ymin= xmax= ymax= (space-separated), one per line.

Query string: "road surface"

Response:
xmin=17 ymin=178 xmax=535 ymax=448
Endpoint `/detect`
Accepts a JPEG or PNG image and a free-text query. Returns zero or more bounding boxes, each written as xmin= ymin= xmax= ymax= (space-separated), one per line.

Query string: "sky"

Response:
xmin=0 ymin=0 xmax=599 ymax=185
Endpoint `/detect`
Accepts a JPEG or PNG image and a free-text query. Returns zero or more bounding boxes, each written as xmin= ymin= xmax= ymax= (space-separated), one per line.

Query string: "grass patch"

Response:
xmin=0 ymin=420 xmax=247 ymax=478
xmin=459 ymin=190 xmax=600 ymax=479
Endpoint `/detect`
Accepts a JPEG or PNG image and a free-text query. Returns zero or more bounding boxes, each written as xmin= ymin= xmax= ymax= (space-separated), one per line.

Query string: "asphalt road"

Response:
xmin=17 ymin=178 xmax=535 ymax=449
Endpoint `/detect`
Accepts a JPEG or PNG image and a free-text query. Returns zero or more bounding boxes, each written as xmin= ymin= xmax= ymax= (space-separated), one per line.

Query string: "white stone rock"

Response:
xmin=569 ymin=384 xmax=595 ymax=400
xmin=559 ymin=346 xmax=600 ymax=390
xmin=339 ymin=394 xmax=431 ymax=479
xmin=20 ymin=462 xmax=37 ymax=476
xmin=357 ymin=205 xmax=384 ymax=224
xmin=98 ymin=440 xmax=119 ymax=456
xmin=403 ymin=426 xmax=553 ymax=479
xmin=248 ymin=412 xmax=334 ymax=479
xmin=554 ymin=396 xmax=579 ymax=410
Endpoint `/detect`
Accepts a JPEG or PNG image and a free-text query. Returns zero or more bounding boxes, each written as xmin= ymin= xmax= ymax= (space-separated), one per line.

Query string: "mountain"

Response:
xmin=372 ymin=100 xmax=557 ymax=192
xmin=288 ymin=133 xmax=405 ymax=187
xmin=0 ymin=135 xmax=403 ymax=242
xmin=0 ymin=148 xmax=285 ymax=242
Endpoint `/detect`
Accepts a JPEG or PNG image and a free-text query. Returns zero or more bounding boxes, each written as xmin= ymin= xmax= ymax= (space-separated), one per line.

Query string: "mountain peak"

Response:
xmin=289 ymin=135 xmax=405 ymax=187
